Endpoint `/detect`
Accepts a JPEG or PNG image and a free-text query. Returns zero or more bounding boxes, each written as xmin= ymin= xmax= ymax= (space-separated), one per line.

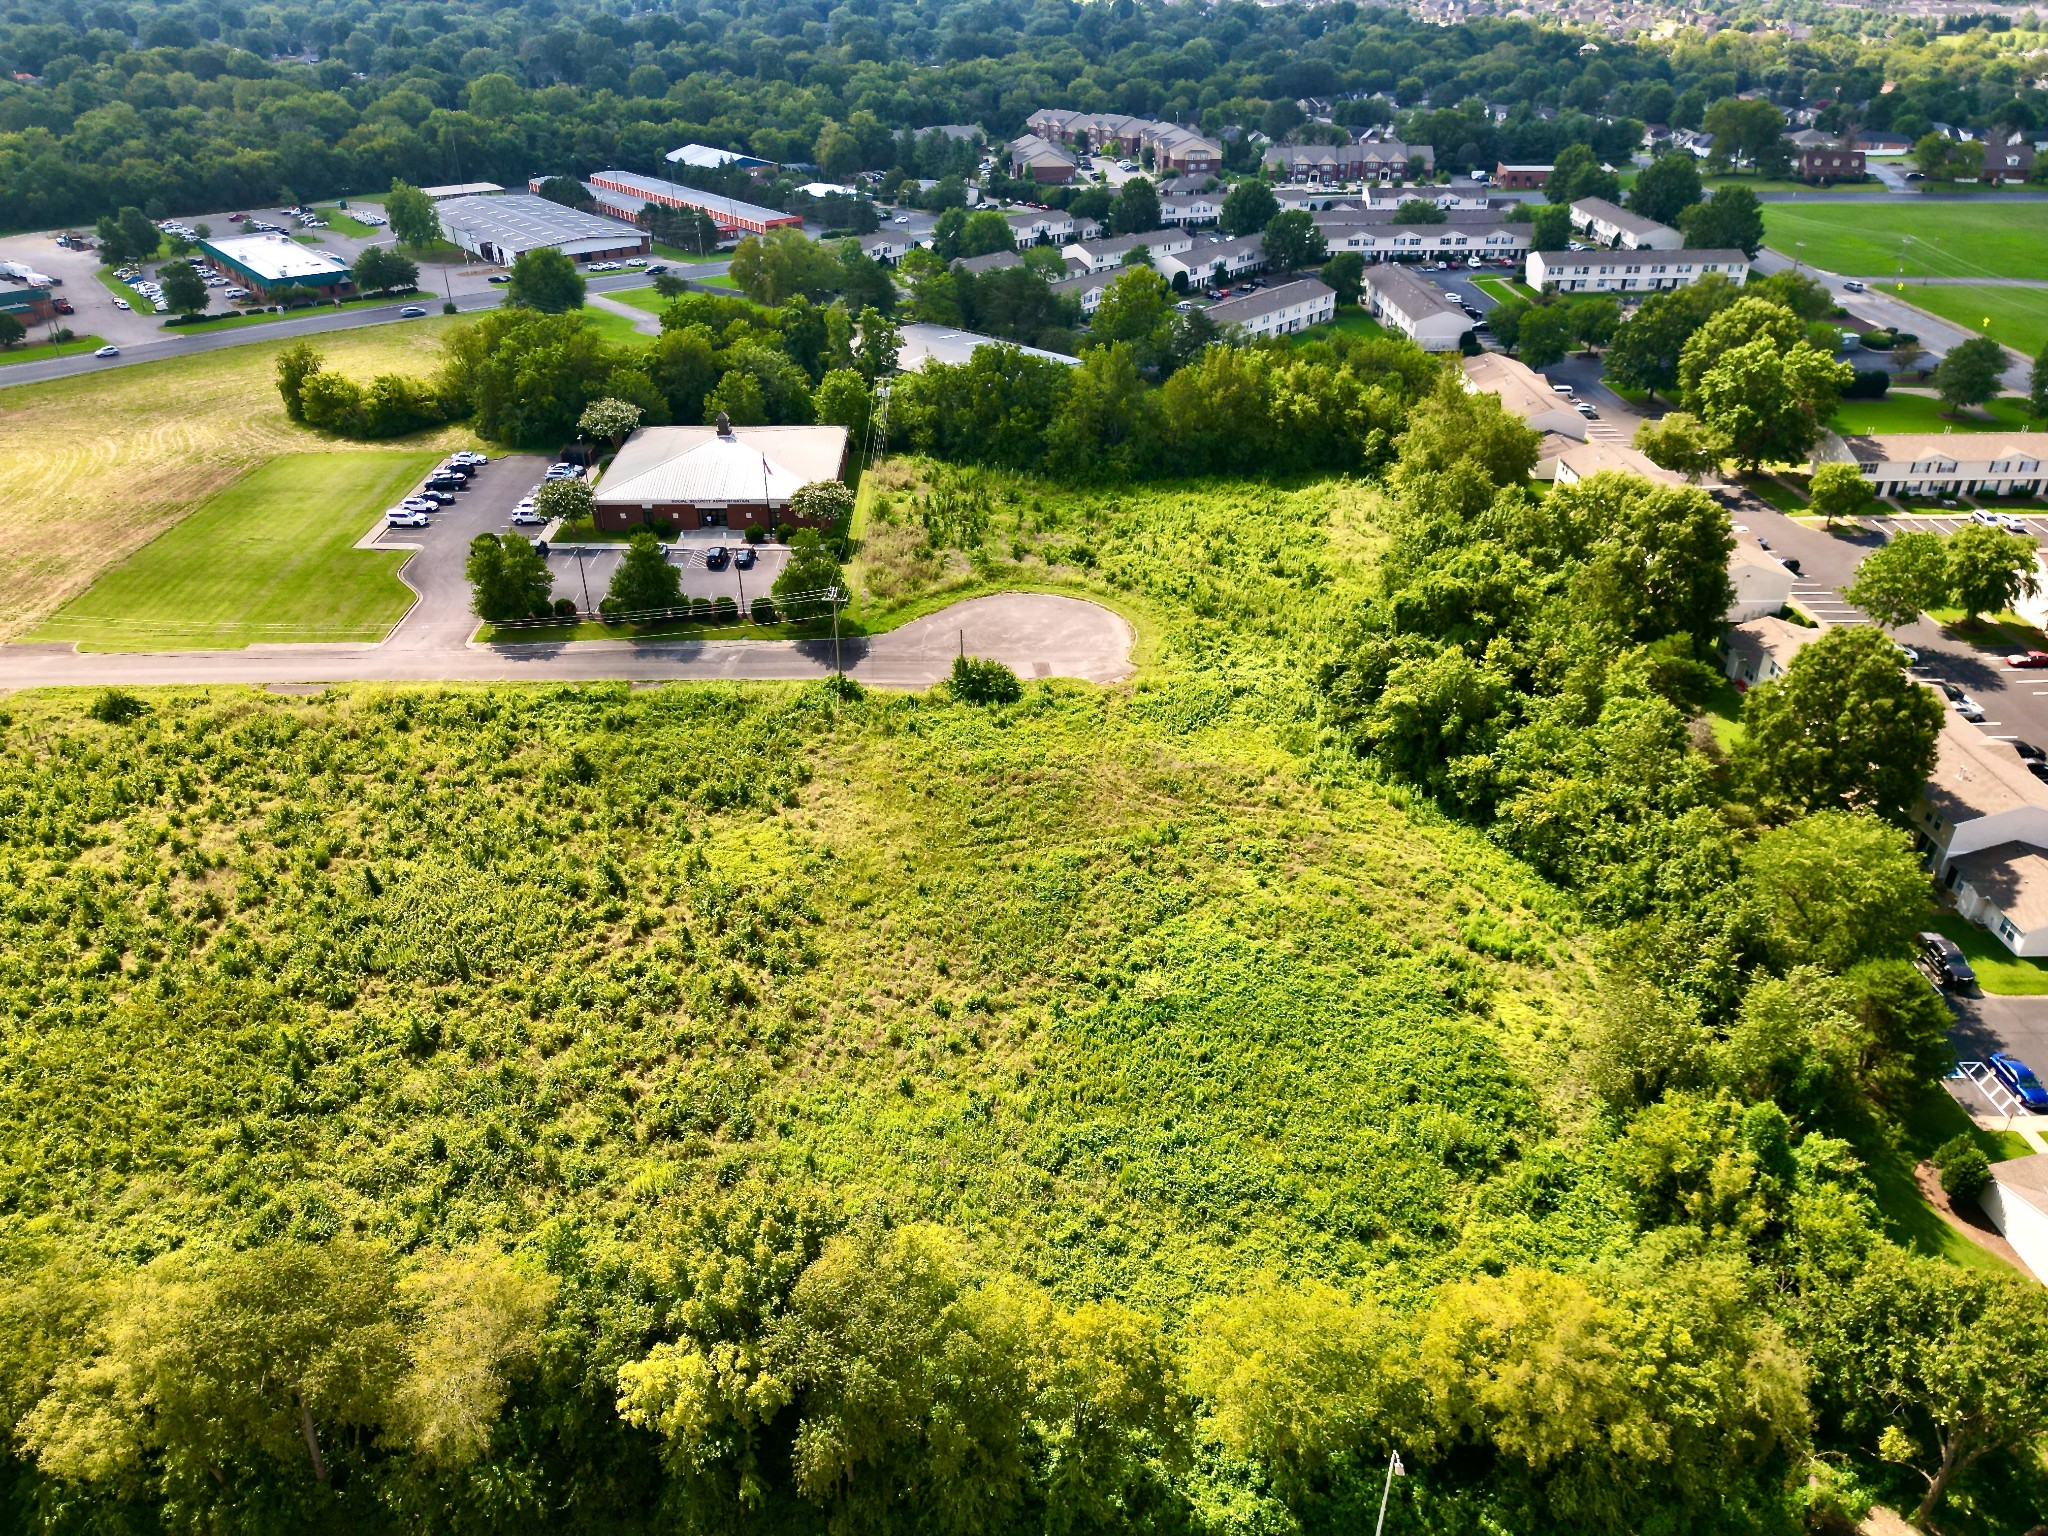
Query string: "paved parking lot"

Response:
xmin=365 ymin=453 xmax=552 ymax=650
xmin=550 ymin=540 xmax=790 ymax=614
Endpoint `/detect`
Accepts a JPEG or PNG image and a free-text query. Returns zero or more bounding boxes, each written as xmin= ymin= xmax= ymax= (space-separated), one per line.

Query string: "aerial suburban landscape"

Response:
xmin=18 ymin=0 xmax=2048 ymax=1531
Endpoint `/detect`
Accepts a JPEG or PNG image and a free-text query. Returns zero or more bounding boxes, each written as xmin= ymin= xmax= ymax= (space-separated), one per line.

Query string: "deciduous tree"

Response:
xmin=465 ymin=532 xmax=554 ymax=621
xmin=1219 ymin=178 xmax=1278 ymax=236
xmin=506 ymin=246 xmax=586 ymax=314
xmin=1733 ymin=623 xmax=1943 ymax=820
xmin=1633 ymin=412 xmax=1726 ymax=482
xmin=1807 ymin=459 xmax=1872 ymax=528
xmin=606 ymin=530 xmax=682 ymax=612
xmin=158 ymin=259 xmax=208 ymax=316
xmin=1259 ymin=209 xmax=1326 ymax=273
xmin=1933 ymin=335 xmax=2007 ymax=415
xmin=1678 ymin=186 xmax=1764 ymax=257
xmin=1844 ymin=530 xmax=1950 ymax=628
xmin=384 ymin=180 xmax=441 ymax=249
xmin=1628 ymin=152 xmax=1704 ymax=226
xmin=1947 ymin=520 xmax=2040 ymax=623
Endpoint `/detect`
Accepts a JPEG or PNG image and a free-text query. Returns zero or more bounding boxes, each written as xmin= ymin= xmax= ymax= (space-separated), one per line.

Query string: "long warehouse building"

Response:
xmin=436 ymin=193 xmax=648 ymax=266
xmin=580 ymin=169 xmax=803 ymax=237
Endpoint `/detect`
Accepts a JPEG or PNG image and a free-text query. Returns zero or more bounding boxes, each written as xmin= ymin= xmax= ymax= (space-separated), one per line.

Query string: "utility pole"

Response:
xmin=576 ymin=548 xmax=593 ymax=614
xmin=1374 ymin=1450 xmax=1406 ymax=1536
xmin=831 ymin=586 xmax=843 ymax=677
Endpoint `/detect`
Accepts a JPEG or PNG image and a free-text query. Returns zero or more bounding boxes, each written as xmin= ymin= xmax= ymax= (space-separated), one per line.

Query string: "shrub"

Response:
xmin=1843 ymin=369 xmax=1890 ymax=400
xmin=1933 ymin=1134 xmax=1991 ymax=1201
xmin=950 ymin=654 xmax=1022 ymax=704
xmin=744 ymin=525 xmax=766 ymax=545
xmin=553 ymin=597 xmax=578 ymax=617
xmin=750 ymin=596 xmax=778 ymax=625
xmin=789 ymin=480 xmax=856 ymax=527
xmin=711 ymin=596 xmax=739 ymax=623
xmin=88 ymin=688 xmax=145 ymax=724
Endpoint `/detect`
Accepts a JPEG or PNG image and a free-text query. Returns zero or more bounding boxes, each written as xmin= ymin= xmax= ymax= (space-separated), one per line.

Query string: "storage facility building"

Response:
xmin=198 ymin=233 xmax=353 ymax=298
xmin=582 ymin=170 xmax=802 ymax=237
xmin=437 ymin=193 xmax=648 ymax=266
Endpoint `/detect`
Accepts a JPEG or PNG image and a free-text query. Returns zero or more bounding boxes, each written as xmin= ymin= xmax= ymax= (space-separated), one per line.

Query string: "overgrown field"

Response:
xmin=0 ymin=319 xmax=477 ymax=641
xmin=1759 ymin=200 xmax=2048 ymax=279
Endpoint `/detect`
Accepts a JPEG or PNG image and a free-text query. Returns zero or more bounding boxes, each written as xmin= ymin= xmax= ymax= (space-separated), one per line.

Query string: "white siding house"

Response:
xmin=1980 ymin=1155 xmax=2048 ymax=1282
xmin=1362 ymin=266 xmax=1472 ymax=351
xmin=1206 ymin=278 xmax=1335 ymax=338
xmin=1527 ymin=248 xmax=1748 ymax=293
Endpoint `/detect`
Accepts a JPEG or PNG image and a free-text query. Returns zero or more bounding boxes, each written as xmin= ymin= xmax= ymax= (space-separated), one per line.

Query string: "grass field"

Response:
xmin=1473 ymin=275 xmax=1539 ymax=304
xmin=28 ymin=453 xmax=431 ymax=649
xmin=1294 ymin=307 xmax=1388 ymax=342
xmin=610 ymin=285 xmax=670 ymax=316
xmin=0 ymin=318 xmax=477 ymax=641
xmin=574 ymin=303 xmax=655 ymax=347
xmin=317 ymin=205 xmax=380 ymax=237
xmin=1760 ymin=201 xmax=2048 ymax=279
xmin=0 ymin=333 xmax=107 ymax=365
xmin=1833 ymin=392 xmax=2038 ymax=434
xmin=1892 ymin=282 xmax=2048 ymax=360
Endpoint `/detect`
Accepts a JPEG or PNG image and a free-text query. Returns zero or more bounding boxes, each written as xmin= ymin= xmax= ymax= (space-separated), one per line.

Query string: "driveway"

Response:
xmin=367 ymin=453 xmax=554 ymax=651
xmin=0 ymin=593 xmax=1135 ymax=689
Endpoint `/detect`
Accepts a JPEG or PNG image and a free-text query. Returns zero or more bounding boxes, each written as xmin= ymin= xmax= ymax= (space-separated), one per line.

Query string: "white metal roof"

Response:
xmin=200 ymin=233 xmax=350 ymax=283
xmin=437 ymin=194 xmax=641 ymax=254
xmin=595 ymin=426 xmax=849 ymax=506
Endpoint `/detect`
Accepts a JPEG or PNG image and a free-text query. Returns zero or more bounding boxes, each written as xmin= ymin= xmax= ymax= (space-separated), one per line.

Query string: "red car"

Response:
xmin=2006 ymin=651 xmax=2048 ymax=668
xmin=227 ymin=211 xmax=247 ymax=221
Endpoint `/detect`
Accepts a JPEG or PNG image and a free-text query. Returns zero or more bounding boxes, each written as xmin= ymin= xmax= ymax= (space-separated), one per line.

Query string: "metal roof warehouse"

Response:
xmin=437 ymin=193 xmax=649 ymax=265
xmin=198 ymin=233 xmax=353 ymax=296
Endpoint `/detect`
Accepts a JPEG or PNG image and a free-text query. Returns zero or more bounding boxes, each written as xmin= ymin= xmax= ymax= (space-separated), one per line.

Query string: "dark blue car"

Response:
xmin=1990 ymin=1053 xmax=2048 ymax=1112
xmin=703 ymin=545 xmax=730 ymax=571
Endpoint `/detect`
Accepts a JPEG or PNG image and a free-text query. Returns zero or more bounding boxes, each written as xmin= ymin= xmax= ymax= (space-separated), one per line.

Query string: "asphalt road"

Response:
xmin=0 ymin=263 xmax=722 ymax=391
xmin=0 ymin=593 xmax=1134 ymax=689
xmin=1950 ymin=991 xmax=2048 ymax=1066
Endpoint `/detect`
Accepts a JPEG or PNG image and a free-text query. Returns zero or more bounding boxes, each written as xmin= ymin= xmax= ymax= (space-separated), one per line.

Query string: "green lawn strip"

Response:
xmin=1853 ymin=1085 xmax=2036 ymax=1274
xmin=0 ymin=334 xmax=107 ymax=366
xmin=1759 ymin=200 xmax=2048 ymax=279
xmin=161 ymin=292 xmax=425 ymax=335
xmin=1925 ymin=606 xmax=2048 ymax=656
xmin=573 ymin=305 xmax=653 ymax=348
xmin=317 ymin=207 xmax=379 ymax=237
xmin=1698 ymin=677 xmax=1745 ymax=752
xmin=1929 ymin=912 xmax=2048 ymax=996
xmin=1706 ymin=175 xmax=1873 ymax=195
xmin=696 ymin=274 xmax=740 ymax=290
xmin=607 ymin=286 xmax=670 ymax=317
xmin=651 ymin=244 xmax=727 ymax=263
xmin=1294 ymin=308 xmax=1387 ymax=343
xmin=95 ymin=267 xmax=140 ymax=307
xmin=1833 ymin=393 xmax=2035 ymax=435
xmin=1890 ymin=283 xmax=2048 ymax=361
xmin=1741 ymin=473 xmax=1809 ymax=513
xmin=1473 ymin=275 xmax=1539 ymax=305
xmin=28 ymin=451 xmax=434 ymax=651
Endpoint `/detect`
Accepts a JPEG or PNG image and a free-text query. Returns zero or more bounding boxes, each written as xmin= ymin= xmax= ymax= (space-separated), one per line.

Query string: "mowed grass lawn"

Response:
xmin=1760 ymin=200 xmax=2048 ymax=279
xmin=28 ymin=453 xmax=433 ymax=650
xmin=0 ymin=334 xmax=107 ymax=366
xmin=0 ymin=317 xmax=476 ymax=641
xmin=1832 ymin=392 xmax=2037 ymax=434
xmin=1894 ymin=282 xmax=2048 ymax=360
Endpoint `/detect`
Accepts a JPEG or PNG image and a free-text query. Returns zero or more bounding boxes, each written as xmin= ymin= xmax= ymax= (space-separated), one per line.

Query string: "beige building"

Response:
xmin=1721 ymin=614 xmax=1815 ymax=687
xmin=1568 ymin=196 xmax=1683 ymax=251
xmin=1527 ymin=247 xmax=1748 ymax=294
xmin=1916 ymin=713 xmax=2048 ymax=957
xmin=1815 ymin=431 xmax=2048 ymax=500
xmin=1361 ymin=266 xmax=1472 ymax=351
xmin=1207 ymin=279 xmax=1336 ymax=339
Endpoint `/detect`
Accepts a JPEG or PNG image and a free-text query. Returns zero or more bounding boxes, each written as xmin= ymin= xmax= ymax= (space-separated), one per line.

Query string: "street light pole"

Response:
xmin=1374 ymin=1450 xmax=1406 ymax=1536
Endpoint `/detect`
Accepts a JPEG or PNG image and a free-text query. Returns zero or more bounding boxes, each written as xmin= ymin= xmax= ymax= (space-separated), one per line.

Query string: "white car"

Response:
xmin=511 ymin=504 xmax=542 ymax=526
xmin=93 ymin=344 xmax=119 ymax=358
xmin=386 ymin=507 xmax=431 ymax=527
xmin=113 ymin=298 xmax=130 ymax=311
xmin=1974 ymin=509 xmax=2028 ymax=532
xmin=626 ymin=257 xmax=647 ymax=267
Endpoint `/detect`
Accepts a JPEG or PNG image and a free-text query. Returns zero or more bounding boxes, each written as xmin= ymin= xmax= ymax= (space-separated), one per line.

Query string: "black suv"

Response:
xmin=1916 ymin=931 xmax=1978 ymax=992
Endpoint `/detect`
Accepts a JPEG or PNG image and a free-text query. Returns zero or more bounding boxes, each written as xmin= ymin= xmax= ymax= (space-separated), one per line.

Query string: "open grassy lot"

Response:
xmin=0 ymin=317 xmax=476 ymax=641
xmin=1833 ymin=392 xmax=2037 ymax=434
xmin=1473 ymin=275 xmax=1539 ymax=304
xmin=1293 ymin=307 xmax=1389 ymax=342
xmin=27 ymin=452 xmax=430 ymax=650
xmin=1893 ymin=282 xmax=2048 ymax=360
xmin=1760 ymin=200 xmax=2048 ymax=279
xmin=316 ymin=205 xmax=380 ymax=237
xmin=609 ymin=284 xmax=670 ymax=316
xmin=165 ymin=293 xmax=432 ymax=335
xmin=0 ymin=333 xmax=106 ymax=365
xmin=573 ymin=302 xmax=654 ymax=347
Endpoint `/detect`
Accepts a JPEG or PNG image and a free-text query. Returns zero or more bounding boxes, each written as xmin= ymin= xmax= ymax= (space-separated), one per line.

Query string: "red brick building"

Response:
xmin=1494 ymin=162 xmax=1553 ymax=189
xmin=591 ymin=419 xmax=850 ymax=533
xmin=1796 ymin=143 xmax=1866 ymax=183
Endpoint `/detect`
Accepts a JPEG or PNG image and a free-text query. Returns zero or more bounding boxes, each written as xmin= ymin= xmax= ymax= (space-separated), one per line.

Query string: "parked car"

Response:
xmin=451 ymin=451 xmax=488 ymax=466
xmin=1575 ymin=401 xmax=1597 ymax=418
xmin=414 ymin=489 xmax=454 ymax=505
xmin=704 ymin=545 xmax=731 ymax=571
xmin=1780 ymin=556 xmax=1801 ymax=575
xmin=1991 ymin=1052 xmax=2048 ymax=1110
xmin=2017 ymin=741 xmax=2046 ymax=763
xmin=1937 ymin=681 xmax=1986 ymax=720
xmin=112 ymin=298 xmax=129 ymax=311
xmin=1896 ymin=644 xmax=1919 ymax=666
xmin=93 ymin=345 xmax=119 ymax=358
xmin=510 ymin=505 xmax=542 ymax=526
xmin=398 ymin=305 xmax=427 ymax=318
xmin=488 ymin=274 xmax=510 ymax=284
xmin=2006 ymin=651 xmax=2048 ymax=668
xmin=647 ymin=264 xmax=670 ymax=274
xmin=425 ymin=475 xmax=466 ymax=493
xmin=387 ymin=507 xmax=431 ymax=527
xmin=735 ymin=545 xmax=756 ymax=570
xmin=1917 ymin=931 xmax=1978 ymax=991
xmin=401 ymin=496 xmax=439 ymax=513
